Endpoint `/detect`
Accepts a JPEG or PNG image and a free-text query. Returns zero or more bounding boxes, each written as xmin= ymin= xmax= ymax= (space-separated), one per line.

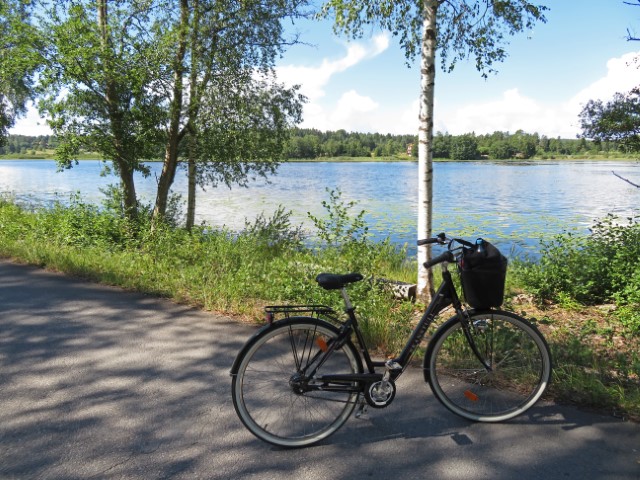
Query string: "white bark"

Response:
xmin=416 ymin=0 xmax=438 ymax=301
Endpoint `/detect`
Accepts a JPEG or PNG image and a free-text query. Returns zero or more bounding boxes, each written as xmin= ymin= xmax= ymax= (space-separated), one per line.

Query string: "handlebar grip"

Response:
xmin=417 ymin=233 xmax=446 ymax=246
xmin=423 ymin=251 xmax=454 ymax=269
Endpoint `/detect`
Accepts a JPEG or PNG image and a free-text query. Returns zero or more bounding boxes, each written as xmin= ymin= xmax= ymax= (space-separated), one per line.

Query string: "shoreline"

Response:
xmin=1 ymin=155 xmax=638 ymax=163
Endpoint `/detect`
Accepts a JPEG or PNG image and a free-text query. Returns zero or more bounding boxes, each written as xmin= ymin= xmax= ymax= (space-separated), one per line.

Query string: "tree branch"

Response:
xmin=612 ymin=170 xmax=640 ymax=188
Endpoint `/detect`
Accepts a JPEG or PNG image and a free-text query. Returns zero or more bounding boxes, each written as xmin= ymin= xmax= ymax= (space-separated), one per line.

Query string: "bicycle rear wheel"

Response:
xmin=231 ymin=318 xmax=362 ymax=447
xmin=425 ymin=310 xmax=551 ymax=422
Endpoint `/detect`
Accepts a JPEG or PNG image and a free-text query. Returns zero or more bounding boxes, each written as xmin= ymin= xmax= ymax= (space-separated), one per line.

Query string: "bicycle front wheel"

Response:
xmin=231 ymin=318 xmax=362 ymax=447
xmin=425 ymin=310 xmax=551 ymax=422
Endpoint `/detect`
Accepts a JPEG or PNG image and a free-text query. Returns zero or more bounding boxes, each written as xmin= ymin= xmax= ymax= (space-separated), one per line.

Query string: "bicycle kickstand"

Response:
xmin=355 ymin=397 xmax=368 ymax=419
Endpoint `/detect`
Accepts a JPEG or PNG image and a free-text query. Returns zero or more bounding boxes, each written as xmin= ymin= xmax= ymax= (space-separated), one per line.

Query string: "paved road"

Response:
xmin=1 ymin=260 xmax=639 ymax=480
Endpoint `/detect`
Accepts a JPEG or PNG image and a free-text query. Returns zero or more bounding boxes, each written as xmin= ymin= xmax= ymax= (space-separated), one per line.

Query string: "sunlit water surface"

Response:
xmin=1 ymin=159 xmax=638 ymax=256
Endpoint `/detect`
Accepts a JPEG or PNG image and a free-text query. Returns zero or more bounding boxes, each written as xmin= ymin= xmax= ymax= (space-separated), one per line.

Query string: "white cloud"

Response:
xmin=283 ymin=46 xmax=640 ymax=137
xmin=437 ymin=88 xmax=567 ymax=136
xmin=277 ymin=33 xmax=389 ymax=102
xmin=328 ymin=90 xmax=379 ymax=130
xmin=11 ymin=48 xmax=640 ymax=139
xmin=569 ymin=51 xmax=640 ymax=107
xmin=437 ymin=50 xmax=640 ymax=137
xmin=276 ymin=34 xmax=390 ymax=131
xmin=362 ymin=98 xmax=419 ymax=135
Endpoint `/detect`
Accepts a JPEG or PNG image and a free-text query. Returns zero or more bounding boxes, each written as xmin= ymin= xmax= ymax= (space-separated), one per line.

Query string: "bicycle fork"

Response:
xmin=458 ymin=309 xmax=493 ymax=372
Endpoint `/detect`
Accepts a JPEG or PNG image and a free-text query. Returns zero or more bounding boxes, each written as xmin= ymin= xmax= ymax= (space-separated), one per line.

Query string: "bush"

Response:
xmin=0 ymin=191 xmax=414 ymax=354
xmin=515 ymin=215 xmax=640 ymax=336
xmin=516 ymin=215 xmax=640 ymax=304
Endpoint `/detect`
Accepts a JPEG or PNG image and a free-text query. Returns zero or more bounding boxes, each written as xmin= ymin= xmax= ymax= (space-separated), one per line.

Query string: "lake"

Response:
xmin=1 ymin=159 xmax=638 ymax=256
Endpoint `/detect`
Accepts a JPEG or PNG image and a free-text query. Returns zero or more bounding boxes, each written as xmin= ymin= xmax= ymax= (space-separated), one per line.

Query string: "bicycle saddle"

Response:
xmin=315 ymin=273 xmax=363 ymax=290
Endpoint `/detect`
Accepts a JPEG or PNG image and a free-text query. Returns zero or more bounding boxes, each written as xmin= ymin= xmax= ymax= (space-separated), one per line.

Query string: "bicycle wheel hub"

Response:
xmin=289 ymin=373 xmax=309 ymax=395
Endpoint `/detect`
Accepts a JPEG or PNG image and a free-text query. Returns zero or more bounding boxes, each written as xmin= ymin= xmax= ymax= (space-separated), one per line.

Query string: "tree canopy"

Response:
xmin=322 ymin=0 xmax=547 ymax=73
xmin=0 ymin=0 xmax=41 ymax=145
xmin=579 ymin=88 xmax=640 ymax=153
xmin=33 ymin=0 xmax=307 ymax=220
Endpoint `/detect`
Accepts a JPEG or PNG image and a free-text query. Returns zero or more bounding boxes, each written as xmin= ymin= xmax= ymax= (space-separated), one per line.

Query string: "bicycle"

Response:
xmin=230 ymin=233 xmax=552 ymax=447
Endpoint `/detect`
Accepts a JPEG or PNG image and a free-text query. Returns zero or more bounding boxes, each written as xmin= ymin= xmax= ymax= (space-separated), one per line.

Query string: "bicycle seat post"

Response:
xmin=340 ymin=287 xmax=354 ymax=313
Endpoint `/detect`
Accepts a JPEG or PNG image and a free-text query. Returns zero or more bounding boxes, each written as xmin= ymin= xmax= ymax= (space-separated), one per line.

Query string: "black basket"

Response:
xmin=458 ymin=240 xmax=507 ymax=309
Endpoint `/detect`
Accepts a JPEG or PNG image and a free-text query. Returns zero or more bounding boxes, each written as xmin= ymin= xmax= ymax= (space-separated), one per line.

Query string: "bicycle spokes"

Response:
xmin=232 ymin=320 xmax=361 ymax=447
xmin=427 ymin=311 xmax=551 ymax=422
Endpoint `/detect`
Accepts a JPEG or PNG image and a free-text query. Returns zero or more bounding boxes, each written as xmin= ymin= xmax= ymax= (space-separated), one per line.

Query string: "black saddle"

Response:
xmin=315 ymin=273 xmax=363 ymax=290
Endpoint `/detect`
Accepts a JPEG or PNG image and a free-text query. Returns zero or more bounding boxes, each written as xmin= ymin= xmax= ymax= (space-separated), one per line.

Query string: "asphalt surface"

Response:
xmin=1 ymin=259 xmax=639 ymax=480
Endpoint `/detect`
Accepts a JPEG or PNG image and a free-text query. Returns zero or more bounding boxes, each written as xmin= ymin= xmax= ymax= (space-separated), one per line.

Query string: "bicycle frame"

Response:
xmin=298 ymin=262 xmax=489 ymax=396
xmin=231 ymin=233 xmax=551 ymax=447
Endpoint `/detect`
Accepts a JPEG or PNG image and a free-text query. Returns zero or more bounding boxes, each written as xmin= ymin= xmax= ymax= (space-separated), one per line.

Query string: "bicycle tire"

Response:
xmin=231 ymin=317 xmax=363 ymax=447
xmin=425 ymin=310 xmax=551 ymax=422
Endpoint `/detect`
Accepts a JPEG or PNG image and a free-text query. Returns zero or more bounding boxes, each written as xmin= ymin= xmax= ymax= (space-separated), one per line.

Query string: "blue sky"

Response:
xmin=11 ymin=0 xmax=640 ymax=138
xmin=274 ymin=0 xmax=640 ymax=137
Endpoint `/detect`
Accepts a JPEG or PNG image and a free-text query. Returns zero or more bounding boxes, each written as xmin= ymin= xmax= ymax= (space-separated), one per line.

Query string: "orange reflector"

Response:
xmin=316 ymin=337 xmax=328 ymax=352
xmin=464 ymin=390 xmax=479 ymax=402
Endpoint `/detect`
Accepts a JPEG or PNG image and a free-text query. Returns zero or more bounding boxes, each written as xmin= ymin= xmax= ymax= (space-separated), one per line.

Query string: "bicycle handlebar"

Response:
xmin=417 ymin=232 xmax=470 ymax=270
xmin=416 ymin=232 xmax=446 ymax=246
xmin=423 ymin=251 xmax=455 ymax=269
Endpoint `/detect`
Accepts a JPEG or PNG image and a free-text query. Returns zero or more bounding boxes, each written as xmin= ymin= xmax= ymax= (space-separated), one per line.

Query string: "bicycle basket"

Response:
xmin=457 ymin=239 xmax=508 ymax=309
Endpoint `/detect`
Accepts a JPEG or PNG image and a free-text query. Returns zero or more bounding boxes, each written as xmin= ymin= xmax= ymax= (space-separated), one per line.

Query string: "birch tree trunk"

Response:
xmin=416 ymin=0 xmax=438 ymax=301
xmin=152 ymin=0 xmax=189 ymax=224
xmin=186 ymin=147 xmax=197 ymax=230
xmin=98 ymin=0 xmax=137 ymax=218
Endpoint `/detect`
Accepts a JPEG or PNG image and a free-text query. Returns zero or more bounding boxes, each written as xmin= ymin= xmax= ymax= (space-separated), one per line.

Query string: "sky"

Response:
xmin=10 ymin=0 xmax=640 ymax=138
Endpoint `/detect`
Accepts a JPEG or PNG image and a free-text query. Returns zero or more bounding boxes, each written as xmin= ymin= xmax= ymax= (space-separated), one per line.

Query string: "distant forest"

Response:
xmin=1 ymin=129 xmax=627 ymax=160
xmin=284 ymin=128 xmax=625 ymax=160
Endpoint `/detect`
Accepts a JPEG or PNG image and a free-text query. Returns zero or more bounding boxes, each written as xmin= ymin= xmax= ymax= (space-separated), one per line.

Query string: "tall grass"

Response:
xmin=0 ymin=191 xmax=414 ymax=354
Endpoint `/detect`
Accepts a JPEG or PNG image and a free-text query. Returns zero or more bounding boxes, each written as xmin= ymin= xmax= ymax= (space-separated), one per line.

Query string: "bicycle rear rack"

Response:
xmin=264 ymin=305 xmax=337 ymax=324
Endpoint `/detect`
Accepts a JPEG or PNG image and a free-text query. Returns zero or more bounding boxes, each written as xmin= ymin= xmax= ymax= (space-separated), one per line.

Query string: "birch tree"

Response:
xmin=322 ymin=0 xmax=547 ymax=299
xmin=156 ymin=0 xmax=305 ymax=229
xmin=37 ymin=0 xmax=306 ymax=222
xmin=39 ymin=0 xmax=173 ymax=217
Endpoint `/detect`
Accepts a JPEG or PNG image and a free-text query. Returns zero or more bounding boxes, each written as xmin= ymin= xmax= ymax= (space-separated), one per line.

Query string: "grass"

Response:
xmin=503 ymin=296 xmax=640 ymax=420
xmin=0 ymin=194 xmax=638 ymax=421
xmin=0 ymin=149 xmax=103 ymax=160
xmin=289 ymin=154 xmax=415 ymax=162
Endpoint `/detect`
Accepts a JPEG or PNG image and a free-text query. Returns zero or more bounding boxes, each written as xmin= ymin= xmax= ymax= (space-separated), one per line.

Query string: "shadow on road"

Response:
xmin=1 ymin=261 xmax=638 ymax=479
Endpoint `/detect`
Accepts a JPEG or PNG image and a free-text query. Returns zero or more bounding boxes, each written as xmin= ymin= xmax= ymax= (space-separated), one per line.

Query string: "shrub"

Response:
xmin=516 ymin=215 xmax=640 ymax=304
xmin=514 ymin=215 xmax=640 ymax=337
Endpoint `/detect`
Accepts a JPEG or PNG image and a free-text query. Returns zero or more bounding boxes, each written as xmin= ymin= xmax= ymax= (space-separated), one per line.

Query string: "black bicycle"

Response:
xmin=230 ymin=233 xmax=552 ymax=447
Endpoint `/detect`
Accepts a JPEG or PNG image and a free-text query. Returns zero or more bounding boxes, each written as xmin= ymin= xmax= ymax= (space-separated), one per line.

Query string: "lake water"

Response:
xmin=1 ymin=159 xmax=639 ymax=256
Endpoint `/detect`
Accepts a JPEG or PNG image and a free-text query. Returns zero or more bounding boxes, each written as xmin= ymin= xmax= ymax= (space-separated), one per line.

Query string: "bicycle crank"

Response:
xmin=364 ymin=379 xmax=396 ymax=408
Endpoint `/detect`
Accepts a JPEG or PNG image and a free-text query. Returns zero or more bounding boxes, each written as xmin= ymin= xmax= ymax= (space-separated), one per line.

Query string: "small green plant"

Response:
xmin=615 ymin=305 xmax=640 ymax=338
xmin=307 ymin=188 xmax=369 ymax=248
xmin=241 ymin=205 xmax=304 ymax=252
